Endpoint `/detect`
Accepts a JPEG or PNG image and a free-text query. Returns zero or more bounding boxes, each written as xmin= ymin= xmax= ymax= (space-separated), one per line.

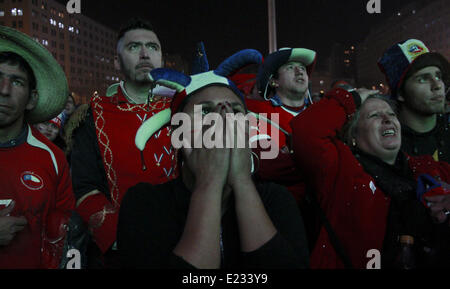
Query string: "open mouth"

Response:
xmin=381 ymin=129 xmax=396 ymax=137
xmin=0 ymin=105 xmax=11 ymax=112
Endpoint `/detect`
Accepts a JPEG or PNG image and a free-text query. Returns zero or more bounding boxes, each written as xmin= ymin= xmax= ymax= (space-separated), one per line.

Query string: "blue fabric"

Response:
xmin=256 ymin=49 xmax=291 ymax=94
xmin=416 ymin=174 xmax=441 ymax=203
xmin=190 ymin=41 xmax=209 ymax=75
xmin=152 ymin=49 xmax=263 ymax=112
xmin=269 ymin=93 xmax=311 ymax=112
xmin=226 ymin=78 xmax=246 ymax=109
xmin=215 ymin=49 xmax=262 ymax=77
xmin=269 ymin=94 xmax=283 ymax=107
xmin=378 ymin=42 xmax=412 ymax=97
xmin=150 ymin=68 xmax=192 ymax=88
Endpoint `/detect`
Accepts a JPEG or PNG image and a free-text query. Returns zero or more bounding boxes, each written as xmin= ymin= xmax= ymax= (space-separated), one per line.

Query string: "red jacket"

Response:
xmin=290 ymin=88 xmax=450 ymax=268
xmin=0 ymin=126 xmax=75 ymax=268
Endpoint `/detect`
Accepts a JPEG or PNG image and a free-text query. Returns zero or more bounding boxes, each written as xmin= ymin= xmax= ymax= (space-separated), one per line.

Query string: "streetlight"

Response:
xmin=268 ymin=0 xmax=277 ymax=53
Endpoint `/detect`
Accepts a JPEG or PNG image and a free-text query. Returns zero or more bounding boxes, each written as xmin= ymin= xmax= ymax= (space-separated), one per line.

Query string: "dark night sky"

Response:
xmin=56 ymin=0 xmax=415 ymax=68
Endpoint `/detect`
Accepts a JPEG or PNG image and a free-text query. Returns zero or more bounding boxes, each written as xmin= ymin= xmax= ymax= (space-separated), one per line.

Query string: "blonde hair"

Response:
xmin=339 ymin=95 xmax=398 ymax=146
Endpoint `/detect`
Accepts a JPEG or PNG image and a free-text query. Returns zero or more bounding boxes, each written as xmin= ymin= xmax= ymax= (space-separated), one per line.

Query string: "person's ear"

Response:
xmin=397 ymin=92 xmax=405 ymax=102
xmin=26 ymin=90 xmax=38 ymax=111
xmin=270 ymin=79 xmax=279 ymax=88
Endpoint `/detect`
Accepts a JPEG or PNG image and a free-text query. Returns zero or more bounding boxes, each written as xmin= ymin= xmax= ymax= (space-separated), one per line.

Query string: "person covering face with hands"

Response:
xmin=117 ymin=49 xmax=309 ymax=269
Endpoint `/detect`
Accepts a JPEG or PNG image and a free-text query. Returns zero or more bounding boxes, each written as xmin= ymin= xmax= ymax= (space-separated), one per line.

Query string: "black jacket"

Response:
xmin=117 ymin=178 xmax=309 ymax=269
xmin=401 ymin=114 xmax=449 ymax=163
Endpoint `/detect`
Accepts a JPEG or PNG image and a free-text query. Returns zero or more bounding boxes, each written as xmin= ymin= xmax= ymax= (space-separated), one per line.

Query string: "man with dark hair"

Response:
xmin=0 ymin=26 xmax=75 ymax=268
xmin=0 ymin=52 xmax=36 ymax=93
xmin=70 ymin=17 xmax=178 ymax=267
xmin=378 ymin=39 xmax=449 ymax=162
xmin=116 ymin=17 xmax=155 ymax=42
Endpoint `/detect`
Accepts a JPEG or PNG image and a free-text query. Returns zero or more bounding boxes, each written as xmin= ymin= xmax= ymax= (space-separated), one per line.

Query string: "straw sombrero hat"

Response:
xmin=0 ymin=25 xmax=68 ymax=123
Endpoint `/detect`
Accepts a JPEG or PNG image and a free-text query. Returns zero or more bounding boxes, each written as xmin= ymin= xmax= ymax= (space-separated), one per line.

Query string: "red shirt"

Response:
xmin=0 ymin=126 xmax=75 ymax=268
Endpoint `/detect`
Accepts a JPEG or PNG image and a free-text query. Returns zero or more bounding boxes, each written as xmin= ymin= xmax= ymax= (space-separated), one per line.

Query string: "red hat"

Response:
xmin=48 ymin=114 xmax=63 ymax=129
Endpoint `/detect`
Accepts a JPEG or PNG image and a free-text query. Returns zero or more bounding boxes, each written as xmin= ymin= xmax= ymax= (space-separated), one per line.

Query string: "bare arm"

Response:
xmin=172 ymin=109 xmax=231 ymax=268
xmin=173 ymin=181 xmax=223 ymax=268
xmin=232 ymin=177 xmax=277 ymax=252
xmin=226 ymin=104 xmax=276 ymax=252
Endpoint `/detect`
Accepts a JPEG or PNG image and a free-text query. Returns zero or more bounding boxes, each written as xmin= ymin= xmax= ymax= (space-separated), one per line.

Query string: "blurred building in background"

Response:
xmin=356 ymin=0 xmax=449 ymax=94
xmin=0 ymin=0 xmax=189 ymax=103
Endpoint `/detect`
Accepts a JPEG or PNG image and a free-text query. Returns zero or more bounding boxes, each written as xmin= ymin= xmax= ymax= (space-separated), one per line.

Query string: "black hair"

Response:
xmin=117 ymin=17 xmax=156 ymax=43
xmin=177 ymin=83 xmax=247 ymax=114
xmin=0 ymin=52 xmax=36 ymax=91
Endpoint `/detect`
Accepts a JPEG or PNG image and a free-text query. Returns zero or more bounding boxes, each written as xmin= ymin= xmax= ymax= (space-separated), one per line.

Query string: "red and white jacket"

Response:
xmin=0 ymin=125 xmax=75 ymax=268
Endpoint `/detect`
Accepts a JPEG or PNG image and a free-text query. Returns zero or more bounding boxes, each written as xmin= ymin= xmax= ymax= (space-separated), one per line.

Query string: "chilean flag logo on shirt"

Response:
xmin=20 ymin=171 xmax=44 ymax=190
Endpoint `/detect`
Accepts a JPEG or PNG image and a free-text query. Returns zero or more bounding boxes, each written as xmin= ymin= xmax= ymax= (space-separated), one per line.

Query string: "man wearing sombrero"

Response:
xmin=378 ymin=39 xmax=449 ymax=163
xmin=0 ymin=26 xmax=75 ymax=268
xmin=245 ymin=47 xmax=316 ymax=206
xmin=70 ymin=18 xmax=178 ymax=267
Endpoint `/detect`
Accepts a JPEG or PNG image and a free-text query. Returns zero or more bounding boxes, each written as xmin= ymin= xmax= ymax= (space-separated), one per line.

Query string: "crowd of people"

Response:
xmin=0 ymin=16 xmax=449 ymax=269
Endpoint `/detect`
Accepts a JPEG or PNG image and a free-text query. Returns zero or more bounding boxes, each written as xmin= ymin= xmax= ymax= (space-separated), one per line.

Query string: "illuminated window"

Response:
xmin=17 ymin=9 xmax=23 ymax=16
xmin=0 ymin=11 xmax=4 ymax=17
xmin=58 ymin=22 xmax=64 ymax=29
xmin=11 ymin=8 xmax=17 ymax=16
